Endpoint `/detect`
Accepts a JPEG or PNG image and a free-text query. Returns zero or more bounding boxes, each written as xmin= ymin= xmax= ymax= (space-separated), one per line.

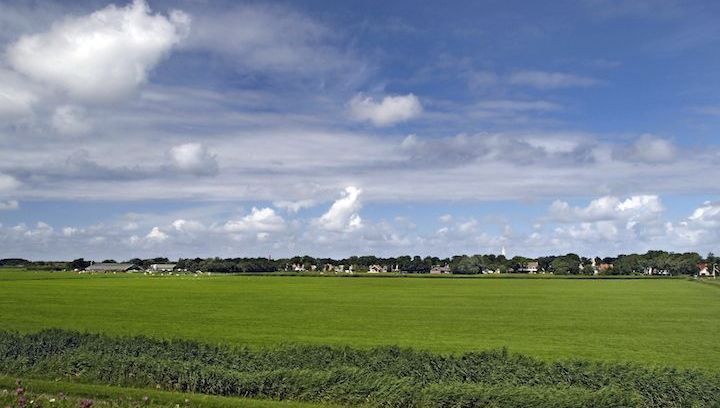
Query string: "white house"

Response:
xmin=368 ymin=264 xmax=387 ymax=273
xmin=698 ymin=263 xmax=716 ymax=277
xmin=149 ymin=263 xmax=176 ymax=272
xmin=644 ymin=267 xmax=670 ymax=276
xmin=519 ymin=261 xmax=539 ymax=274
xmin=430 ymin=264 xmax=451 ymax=274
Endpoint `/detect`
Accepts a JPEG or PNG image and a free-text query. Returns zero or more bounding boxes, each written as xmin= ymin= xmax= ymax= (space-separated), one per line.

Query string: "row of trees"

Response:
xmin=608 ymin=251 xmax=703 ymax=275
xmin=2 ymin=250 xmax=713 ymax=276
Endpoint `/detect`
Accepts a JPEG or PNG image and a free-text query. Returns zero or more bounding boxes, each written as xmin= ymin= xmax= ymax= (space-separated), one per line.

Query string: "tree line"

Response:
xmin=1 ymin=250 xmax=714 ymax=276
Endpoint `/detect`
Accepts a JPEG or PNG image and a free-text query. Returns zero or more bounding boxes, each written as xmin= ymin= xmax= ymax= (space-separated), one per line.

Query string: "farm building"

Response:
xmin=698 ymin=263 xmax=716 ymax=277
xmin=288 ymin=263 xmax=306 ymax=272
xmin=368 ymin=264 xmax=387 ymax=273
xmin=85 ymin=263 xmax=141 ymax=272
xmin=519 ymin=261 xmax=539 ymax=273
xmin=430 ymin=265 xmax=451 ymax=274
xmin=332 ymin=264 xmax=354 ymax=273
xmin=149 ymin=263 xmax=176 ymax=272
xmin=644 ymin=267 xmax=670 ymax=276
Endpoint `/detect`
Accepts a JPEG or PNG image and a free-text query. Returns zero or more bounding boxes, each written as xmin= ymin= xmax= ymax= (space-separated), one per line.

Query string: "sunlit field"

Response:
xmin=1 ymin=270 xmax=717 ymax=370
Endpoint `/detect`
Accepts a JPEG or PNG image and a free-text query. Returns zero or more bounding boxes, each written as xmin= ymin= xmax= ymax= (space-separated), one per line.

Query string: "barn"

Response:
xmin=84 ymin=263 xmax=141 ymax=272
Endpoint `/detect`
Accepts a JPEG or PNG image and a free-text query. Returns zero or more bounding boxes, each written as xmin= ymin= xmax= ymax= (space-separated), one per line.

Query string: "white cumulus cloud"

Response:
xmin=349 ymin=93 xmax=422 ymax=126
xmin=315 ymin=186 xmax=363 ymax=232
xmin=62 ymin=226 xmax=78 ymax=237
xmin=171 ymin=219 xmax=205 ymax=233
xmin=550 ymin=195 xmax=663 ymax=223
xmin=669 ymin=201 xmax=720 ymax=246
xmin=224 ymin=207 xmax=285 ymax=232
xmin=146 ymin=226 xmax=168 ymax=242
xmin=7 ymin=0 xmax=190 ymax=102
xmin=686 ymin=201 xmax=720 ymax=228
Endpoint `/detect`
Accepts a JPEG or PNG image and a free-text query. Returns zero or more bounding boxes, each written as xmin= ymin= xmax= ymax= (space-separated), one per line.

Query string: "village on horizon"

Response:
xmin=3 ymin=248 xmax=719 ymax=277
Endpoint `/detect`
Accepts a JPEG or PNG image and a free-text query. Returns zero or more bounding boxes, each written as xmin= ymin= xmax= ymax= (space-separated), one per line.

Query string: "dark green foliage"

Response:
xmin=70 ymin=258 xmax=92 ymax=270
xmin=0 ymin=258 xmax=32 ymax=267
xmin=176 ymin=257 xmax=279 ymax=273
xmin=421 ymin=383 xmax=641 ymax=408
xmin=3 ymin=249 xmax=711 ymax=276
xmin=1 ymin=330 xmax=717 ymax=407
xmin=550 ymin=254 xmax=581 ymax=275
xmin=612 ymin=251 xmax=702 ymax=276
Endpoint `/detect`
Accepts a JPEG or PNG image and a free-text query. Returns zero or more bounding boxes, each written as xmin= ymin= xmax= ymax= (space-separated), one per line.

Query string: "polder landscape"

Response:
xmin=4 ymin=0 xmax=720 ymax=407
xmin=1 ymin=254 xmax=719 ymax=407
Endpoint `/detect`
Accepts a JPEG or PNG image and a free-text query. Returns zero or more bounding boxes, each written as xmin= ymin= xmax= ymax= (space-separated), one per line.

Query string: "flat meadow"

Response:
xmin=1 ymin=270 xmax=718 ymax=370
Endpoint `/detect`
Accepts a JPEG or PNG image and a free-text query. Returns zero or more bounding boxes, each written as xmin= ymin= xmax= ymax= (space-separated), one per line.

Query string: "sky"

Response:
xmin=1 ymin=0 xmax=720 ymax=260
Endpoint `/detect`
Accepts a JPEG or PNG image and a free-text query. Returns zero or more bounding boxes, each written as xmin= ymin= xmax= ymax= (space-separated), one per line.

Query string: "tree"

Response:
xmin=69 ymin=258 xmax=91 ymax=270
xmin=509 ymin=256 xmax=531 ymax=272
xmin=0 ymin=258 xmax=31 ymax=267
xmin=550 ymin=254 xmax=581 ymax=275
xmin=581 ymin=264 xmax=595 ymax=275
xmin=452 ymin=256 xmax=482 ymax=274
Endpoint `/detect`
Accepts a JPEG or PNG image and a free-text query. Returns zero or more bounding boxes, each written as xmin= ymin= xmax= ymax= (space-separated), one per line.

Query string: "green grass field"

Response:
xmin=0 ymin=270 xmax=718 ymax=370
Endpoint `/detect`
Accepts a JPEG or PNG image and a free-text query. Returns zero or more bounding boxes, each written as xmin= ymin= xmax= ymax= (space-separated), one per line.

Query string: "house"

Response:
xmin=519 ymin=261 xmax=539 ymax=274
xmin=84 ymin=263 xmax=140 ymax=272
xmin=698 ymin=262 xmax=716 ymax=277
xmin=368 ymin=264 xmax=387 ymax=273
xmin=291 ymin=263 xmax=306 ymax=272
xmin=644 ymin=267 xmax=670 ymax=276
xmin=329 ymin=264 xmax=349 ymax=273
xmin=430 ymin=264 xmax=451 ymax=274
xmin=598 ymin=263 xmax=613 ymax=273
xmin=148 ymin=263 xmax=176 ymax=272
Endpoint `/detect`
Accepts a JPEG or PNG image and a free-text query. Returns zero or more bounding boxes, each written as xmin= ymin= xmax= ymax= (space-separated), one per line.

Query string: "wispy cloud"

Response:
xmin=507 ymin=70 xmax=601 ymax=89
xmin=0 ymin=199 xmax=19 ymax=210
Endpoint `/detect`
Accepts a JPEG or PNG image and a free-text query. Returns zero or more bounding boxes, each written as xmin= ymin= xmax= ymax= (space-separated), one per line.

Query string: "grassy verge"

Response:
xmin=1 ymin=329 xmax=718 ymax=408
xmin=0 ymin=376 xmax=326 ymax=408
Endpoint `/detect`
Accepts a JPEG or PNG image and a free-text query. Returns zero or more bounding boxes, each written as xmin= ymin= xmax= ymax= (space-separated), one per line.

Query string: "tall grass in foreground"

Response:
xmin=0 ymin=329 xmax=717 ymax=407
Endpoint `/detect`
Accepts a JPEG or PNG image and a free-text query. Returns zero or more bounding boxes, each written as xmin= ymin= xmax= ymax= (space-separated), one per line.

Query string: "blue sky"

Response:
xmin=1 ymin=0 xmax=720 ymax=260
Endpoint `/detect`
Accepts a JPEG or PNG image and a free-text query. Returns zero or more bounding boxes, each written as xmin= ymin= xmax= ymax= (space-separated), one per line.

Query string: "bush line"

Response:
xmin=0 ymin=329 xmax=717 ymax=407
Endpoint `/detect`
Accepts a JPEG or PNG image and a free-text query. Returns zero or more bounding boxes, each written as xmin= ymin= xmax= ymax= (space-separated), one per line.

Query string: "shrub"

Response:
xmin=0 ymin=329 xmax=717 ymax=407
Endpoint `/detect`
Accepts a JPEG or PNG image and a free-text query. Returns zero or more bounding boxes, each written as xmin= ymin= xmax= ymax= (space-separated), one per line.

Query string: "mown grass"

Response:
xmin=0 ymin=270 xmax=718 ymax=369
